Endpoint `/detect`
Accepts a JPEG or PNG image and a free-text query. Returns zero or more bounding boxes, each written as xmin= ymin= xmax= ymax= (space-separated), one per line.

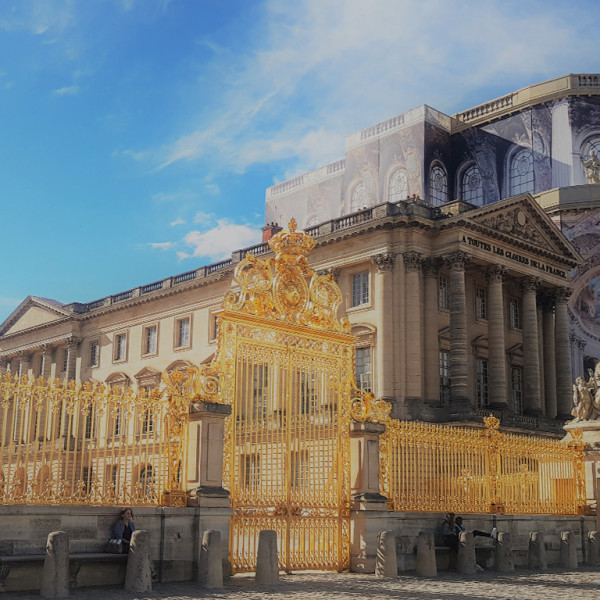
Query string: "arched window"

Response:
xmin=350 ymin=183 xmax=367 ymax=212
xmin=388 ymin=169 xmax=408 ymax=203
xmin=509 ymin=148 xmax=534 ymax=195
xmin=139 ymin=465 xmax=154 ymax=492
xmin=461 ymin=164 xmax=483 ymax=205
xmin=429 ymin=163 xmax=448 ymax=205
xmin=581 ymin=135 xmax=600 ymax=160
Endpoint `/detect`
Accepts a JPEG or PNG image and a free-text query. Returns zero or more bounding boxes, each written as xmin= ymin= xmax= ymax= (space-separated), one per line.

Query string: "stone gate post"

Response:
xmin=186 ymin=400 xmax=232 ymax=576
xmin=349 ymin=420 xmax=390 ymax=574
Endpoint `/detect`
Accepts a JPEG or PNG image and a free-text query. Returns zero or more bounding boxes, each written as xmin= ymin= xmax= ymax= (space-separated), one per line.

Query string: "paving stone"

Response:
xmin=8 ymin=567 xmax=600 ymax=600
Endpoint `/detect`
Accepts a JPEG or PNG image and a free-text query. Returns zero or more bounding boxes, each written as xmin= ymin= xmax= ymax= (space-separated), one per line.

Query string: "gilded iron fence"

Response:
xmin=0 ymin=372 xmax=189 ymax=506
xmin=379 ymin=416 xmax=586 ymax=515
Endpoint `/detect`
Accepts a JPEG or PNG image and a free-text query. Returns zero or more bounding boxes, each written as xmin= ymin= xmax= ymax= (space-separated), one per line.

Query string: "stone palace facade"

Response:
xmin=2 ymin=73 xmax=600 ymax=437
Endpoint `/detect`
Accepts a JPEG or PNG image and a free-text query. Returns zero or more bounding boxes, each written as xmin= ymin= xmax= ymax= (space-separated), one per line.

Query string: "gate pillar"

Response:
xmin=187 ymin=401 xmax=232 ymax=506
xmin=187 ymin=401 xmax=232 ymax=579
xmin=350 ymin=421 xmax=389 ymax=574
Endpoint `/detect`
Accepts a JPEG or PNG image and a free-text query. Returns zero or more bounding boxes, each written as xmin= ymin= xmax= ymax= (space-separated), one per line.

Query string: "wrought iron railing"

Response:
xmin=0 ymin=372 xmax=190 ymax=507
xmin=379 ymin=416 xmax=586 ymax=515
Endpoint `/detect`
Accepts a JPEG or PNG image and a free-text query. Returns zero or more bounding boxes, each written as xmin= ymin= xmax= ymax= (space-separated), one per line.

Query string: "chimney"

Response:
xmin=262 ymin=222 xmax=283 ymax=243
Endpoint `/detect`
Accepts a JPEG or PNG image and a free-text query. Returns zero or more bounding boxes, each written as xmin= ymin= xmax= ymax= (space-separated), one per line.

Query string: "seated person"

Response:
xmin=455 ymin=516 xmax=497 ymax=540
xmin=112 ymin=507 xmax=136 ymax=553
xmin=441 ymin=512 xmax=458 ymax=551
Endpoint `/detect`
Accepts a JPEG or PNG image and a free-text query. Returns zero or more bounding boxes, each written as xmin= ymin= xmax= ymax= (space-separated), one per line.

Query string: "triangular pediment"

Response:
xmin=0 ymin=296 xmax=71 ymax=337
xmin=460 ymin=194 xmax=581 ymax=264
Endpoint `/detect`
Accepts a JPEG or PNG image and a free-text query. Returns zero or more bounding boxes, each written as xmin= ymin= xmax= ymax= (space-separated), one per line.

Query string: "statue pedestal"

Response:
xmin=563 ymin=421 xmax=600 ymax=518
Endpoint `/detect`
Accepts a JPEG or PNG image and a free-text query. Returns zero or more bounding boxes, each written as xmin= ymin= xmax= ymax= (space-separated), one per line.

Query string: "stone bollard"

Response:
xmin=40 ymin=531 xmax=70 ymax=598
xmin=528 ymin=531 xmax=547 ymax=571
xmin=198 ymin=530 xmax=223 ymax=588
xmin=587 ymin=531 xmax=599 ymax=567
xmin=494 ymin=532 xmax=514 ymax=572
xmin=559 ymin=531 xmax=578 ymax=569
xmin=255 ymin=530 xmax=279 ymax=585
xmin=415 ymin=531 xmax=437 ymax=577
xmin=457 ymin=531 xmax=476 ymax=575
xmin=124 ymin=530 xmax=152 ymax=593
xmin=375 ymin=530 xmax=397 ymax=578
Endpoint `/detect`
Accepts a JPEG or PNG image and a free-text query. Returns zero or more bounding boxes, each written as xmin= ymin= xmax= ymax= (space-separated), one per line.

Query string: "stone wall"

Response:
xmin=0 ymin=504 xmax=230 ymax=592
xmin=350 ymin=509 xmax=597 ymax=573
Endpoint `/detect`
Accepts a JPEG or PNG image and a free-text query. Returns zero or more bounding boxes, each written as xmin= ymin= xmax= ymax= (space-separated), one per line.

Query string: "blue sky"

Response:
xmin=1 ymin=0 xmax=599 ymax=324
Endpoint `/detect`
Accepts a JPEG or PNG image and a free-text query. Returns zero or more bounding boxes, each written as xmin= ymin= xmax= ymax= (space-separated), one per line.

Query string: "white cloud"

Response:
xmin=52 ymin=84 xmax=79 ymax=96
xmin=193 ymin=211 xmax=214 ymax=225
xmin=142 ymin=0 xmax=598 ymax=179
xmin=182 ymin=220 xmax=260 ymax=262
xmin=170 ymin=218 xmax=185 ymax=227
xmin=148 ymin=241 xmax=174 ymax=250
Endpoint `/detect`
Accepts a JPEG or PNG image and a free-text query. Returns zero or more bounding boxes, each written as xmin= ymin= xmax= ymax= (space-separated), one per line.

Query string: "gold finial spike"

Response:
xmin=288 ymin=217 xmax=297 ymax=233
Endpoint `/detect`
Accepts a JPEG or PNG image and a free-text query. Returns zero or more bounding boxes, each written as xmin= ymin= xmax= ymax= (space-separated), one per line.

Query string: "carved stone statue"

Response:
xmin=572 ymin=376 xmax=595 ymax=422
xmin=581 ymin=150 xmax=600 ymax=184
xmin=571 ymin=362 xmax=600 ymax=422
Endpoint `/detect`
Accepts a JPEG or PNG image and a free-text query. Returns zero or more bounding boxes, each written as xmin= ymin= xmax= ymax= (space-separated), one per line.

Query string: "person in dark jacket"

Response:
xmin=112 ymin=507 xmax=136 ymax=552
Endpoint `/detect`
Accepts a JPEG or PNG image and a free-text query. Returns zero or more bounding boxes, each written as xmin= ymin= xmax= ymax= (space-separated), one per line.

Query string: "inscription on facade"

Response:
xmin=461 ymin=235 xmax=566 ymax=278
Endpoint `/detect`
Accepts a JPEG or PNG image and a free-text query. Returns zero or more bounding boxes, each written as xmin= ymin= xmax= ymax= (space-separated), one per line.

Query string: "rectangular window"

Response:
xmin=476 ymin=359 xmax=489 ymax=408
xmin=438 ymin=275 xmax=449 ymax=310
xmin=243 ymin=454 xmax=260 ymax=487
xmin=142 ymin=410 xmax=154 ymax=434
xmin=509 ymin=298 xmax=521 ymax=329
xmin=475 ymin=287 xmax=487 ymax=320
xmin=439 ymin=350 xmax=450 ymax=405
xmin=355 ymin=346 xmax=372 ymax=392
xmin=252 ymin=365 xmax=268 ymax=419
xmin=351 ymin=271 xmax=369 ymax=307
xmin=63 ymin=349 xmax=69 ymax=373
xmin=511 ymin=366 xmax=523 ymax=414
xmin=89 ymin=341 xmax=99 ymax=368
xmin=38 ymin=354 xmax=45 ymax=377
xmin=113 ymin=408 xmax=122 ymax=437
xmin=85 ymin=409 xmax=95 ymax=439
xmin=114 ymin=333 xmax=127 ymax=362
xmin=176 ymin=317 xmax=191 ymax=348
xmin=210 ymin=313 xmax=219 ymax=341
xmin=144 ymin=325 xmax=158 ymax=355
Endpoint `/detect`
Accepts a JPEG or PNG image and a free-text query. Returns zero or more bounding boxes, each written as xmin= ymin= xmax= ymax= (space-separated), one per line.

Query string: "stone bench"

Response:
xmin=0 ymin=551 xmax=129 ymax=593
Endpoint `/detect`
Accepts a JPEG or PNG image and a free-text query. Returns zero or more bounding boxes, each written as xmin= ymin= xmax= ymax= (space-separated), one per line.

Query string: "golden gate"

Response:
xmin=198 ymin=219 xmax=357 ymax=572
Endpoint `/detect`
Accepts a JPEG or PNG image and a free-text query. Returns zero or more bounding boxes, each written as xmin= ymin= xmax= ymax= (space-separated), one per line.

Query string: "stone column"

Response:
xmin=521 ymin=277 xmax=542 ymax=415
xmin=486 ymin=265 xmax=507 ymax=409
xmin=403 ymin=252 xmax=422 ymax=401
xmin=372 ymin=254 xmax=395 ymax=400
xmin=40 ymin=345 xmax=52 ymax=381
xmin=18 ymin=352 xmax=30 ymax=379
xmin=445 ymin=252 xmax=470 ymax=407
xmin=65 ymin=338 xmax=80 ymax=382
xmin=537 ymin=301 xmax=545 ymax=409
xmin=349 ymin=420 xmax=388 ymax=573
xmin=423 ymin=259 xmax=440 ymax=404
xmin=555 ymin=287 xmax=573 ymax=419
xmin=187 ymin=401 xmax=233 ymax=507
xmin=541 ymin=295 xmax=557 ymax=418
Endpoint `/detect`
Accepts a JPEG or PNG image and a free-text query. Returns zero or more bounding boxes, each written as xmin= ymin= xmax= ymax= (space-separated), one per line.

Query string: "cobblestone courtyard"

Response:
xmin=10 ymin=568 xmax=600 ymax=600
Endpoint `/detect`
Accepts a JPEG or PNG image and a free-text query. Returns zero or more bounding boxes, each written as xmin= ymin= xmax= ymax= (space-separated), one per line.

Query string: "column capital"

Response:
xmin=66 ymin=337 xmax=82 ymax=349
xmin=554 ymin=286 xmax=571 ymax=304
xmin=371 ymin=253 xmax=395 ymax=272
xmin=422 ymin=257 xmax=442 ymax=277
xmin=443 ymin=251 xmax=470 ymax=271
xmin=486 ymin=264 xmax=506 ymax=283
xmin=402 ymin=251 xmax=423 ymax=272
xmin=520 ymin=275 xmax=540 ymax=293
